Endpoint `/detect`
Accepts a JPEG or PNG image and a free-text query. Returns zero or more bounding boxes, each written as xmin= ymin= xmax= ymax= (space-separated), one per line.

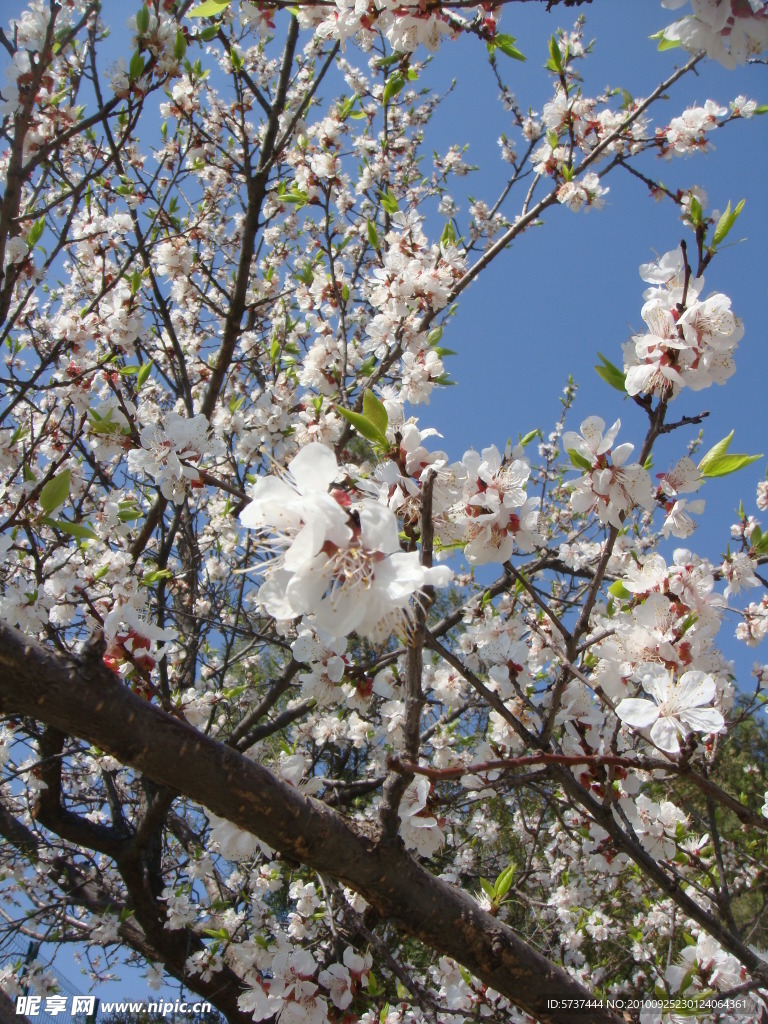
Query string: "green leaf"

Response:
xmin=441 ymin=221 xmax=457 ymax=245
xmin=548 ymin=35 xmax=562 ymax=70
xmin=379 ymin=190 xmax=399 ymax=215
xmin=129 ymin=51 xmax=145 ymax=82
xmin=362 ymin=390 xmax=388 ymax=437
xmin=700 ymin=453 xmax=763 ymax=478
xmin=493 ymin=34 xmax=526 ymax=61
xmin=699 ymin=431 xmax=735 ymax=467
xmin=188 ymin=0 xmax=231 ymax=16
xmin=650 ymin=29 xmax=682 ymax=51
xmin=136 ymin=5 xmax=150 ymax=34
xmin=338 ymin=94 xmax=358 ymax=119
xmin=608 ymin=580 xmax=631 ymax=600
xmin=382 ymin=71 xmax=405 ymax=105
xmin=26 ymin=216 xmax=46 ymax=248
xmin=519 ymin=429 xmax=541 ymax=447
xmin=698 ymin=431 xmax=762 ymax=477
xmin=335 ymin=406 xmax=388 ymax=447
xmin=137 ymin=361 xmax=153 ymax=388
xmin=479 ymin=877 xmax=495 ymax=899
xmin=494 ymin=862 xmax=516 ymax=898
xmin=595 ymin=352 xmax=627 ymax=392
xmin=42 ymin=517 xmax=97 ymax=541
xmin=711 ymin=198 xmax=745 ymax=248
xmin=174 ymin=31 xmax=187 ymax=61
xmin=367 ymin=219 xmax=379 ymax=250
xmin=117 ymin=505 xmax=142 ymax=523
xmin=688 ymin=194 xmax=703 ymax=226
xmin=568 ymin=449 xmax=593 ymax=473
xmin=141 ymin=568 xmax=173 ymax=586
xmin=39 ymin=469 xmax=71 ymax=513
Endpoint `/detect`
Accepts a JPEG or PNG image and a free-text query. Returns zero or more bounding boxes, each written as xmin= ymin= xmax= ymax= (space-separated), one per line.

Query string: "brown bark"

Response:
xmin=0 ymin=621 xmax=622 ymax=1024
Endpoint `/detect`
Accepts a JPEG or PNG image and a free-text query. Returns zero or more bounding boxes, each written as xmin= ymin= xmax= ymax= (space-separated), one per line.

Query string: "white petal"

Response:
xmin=676 ymin=670 xmax=716 ymax=708
xmin=680 ymin=706 xmax=724 ymax=734
xmin=359 ymin=501 xmax=401 ymax=554
xmin=650 ymin=716 xmax=683 ymax=754
xmin=616 ymin=698 xmax=660 ymax=730
xmin=289 ymin=443 xmax=339 ymax=493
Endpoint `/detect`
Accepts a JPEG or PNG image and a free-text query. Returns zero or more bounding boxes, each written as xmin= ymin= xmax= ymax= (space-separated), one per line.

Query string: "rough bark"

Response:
xmin=0 ymin=621 xmax=622 ymax=1024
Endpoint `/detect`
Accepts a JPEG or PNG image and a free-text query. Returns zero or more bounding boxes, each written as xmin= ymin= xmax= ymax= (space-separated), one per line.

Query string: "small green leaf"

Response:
xmin=188 ymin=0 xmax=231 ymax=16
xmin=43 ymin=517 xmax=98 ymax=541
xmin=117 ymin=505 xmax=142 ymax=523
xmin=335 ymin=406 xmax=387 ymax=447
xmin=495 ymin=862 xmax=516 ymax=898
xmin=367 ymin=219 xmax=379 ymax=250
xmin=608 ymin=580 xmax=631 ymax=600
xmin=136 ymin=5 xmax=150 ymax=34
xmin=688 ymin=194 xmax=703 ymax=226
xmin=595 ymin=352 xmax=627 ymax=392
xmin=141 ymin=568 xmax=173 ymax=586
xmin=479 ymin=877 xmax=495 ymax=899
xmin=440 ymin=221 xmax=457 ymax=246
xmin=129 ymin=51 xmax=145 ymax=82
xmin=493 ymin=34 xmax=526 ymax=61
xmin=362 ymin=390 xmax=388 ymax=437
xmin=174 ymin=30 xmax=187 ymax=61
xmin=700 ymin=453 xmax=763 ymax=478
xmin=26 ymin=216 xmax=46 ymax=248
xmin=519 ymin=429 xmax=541 ymax=447
xmin=137 ymin=361 xmax=153 ymax=388
xmin=568 ymin=449 xmax=593 ymax=473
xmin=698 ymin=431 xmax=762 ymax=477
xmin=40 ymin=469 xmax=71 ymax=513
xmin=700 ymin=431 xmax=735 ymax=467
xmin=711 ymin=198 xmax=745 ymax=248
xmin=650 ymin=29 xmax=682 ymax=51
xmin=379 ymin=190 xmax=399 ymax=215
xmin=382 ymin=71 xmax=404 ymax=106
xmin=548 ymin=35 xmax=562 ymax=70
xmin=338 ymin=94 xmax=358 ymax=119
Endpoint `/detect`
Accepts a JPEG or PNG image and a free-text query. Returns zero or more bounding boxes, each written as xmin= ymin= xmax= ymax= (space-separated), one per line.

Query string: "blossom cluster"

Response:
xmin=623 ymin=247 xmax=743 ymax=398
xmin=239 ymin=443 xmax=452 ymax=640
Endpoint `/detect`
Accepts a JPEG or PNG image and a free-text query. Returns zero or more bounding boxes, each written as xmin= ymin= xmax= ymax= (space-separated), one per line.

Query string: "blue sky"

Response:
xmin=410 ymin=3 xmax=768 ymax=689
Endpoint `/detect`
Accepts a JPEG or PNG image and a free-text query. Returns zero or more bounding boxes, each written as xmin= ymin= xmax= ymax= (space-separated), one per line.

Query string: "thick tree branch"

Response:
xmin=0 ymin=620 xmax=623 ymax=1024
